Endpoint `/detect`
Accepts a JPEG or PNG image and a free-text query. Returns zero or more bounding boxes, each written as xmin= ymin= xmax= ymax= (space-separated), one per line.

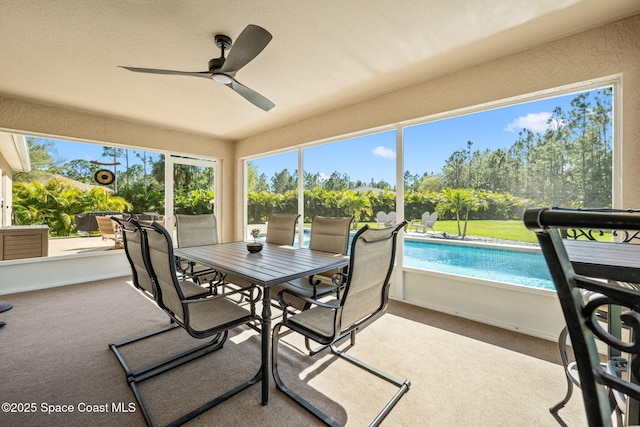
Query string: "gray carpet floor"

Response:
xmin=0 ymin=276 xmax=586 ymax=426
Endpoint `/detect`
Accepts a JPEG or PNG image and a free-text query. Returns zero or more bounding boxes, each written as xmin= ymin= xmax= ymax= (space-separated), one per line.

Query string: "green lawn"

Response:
xmin=430 ymin=219 xmax=538 ymax=243
xmin=359 ymin=219 xmax=538 ymax=243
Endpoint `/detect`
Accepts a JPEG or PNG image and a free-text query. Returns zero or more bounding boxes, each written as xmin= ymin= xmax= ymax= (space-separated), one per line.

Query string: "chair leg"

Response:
xmin=273 ymin=323 xmax=410 ymax=427
xmin=550 ymin=327 xmax=574 ymax=419
xmin=163 ymin=368 xmax=261 ymax=427
xmin=304 ymin=328 xmax=356 ymax=356
xmin=109 ymin=324 xmax=226 ymax=382
xmin=109 ymin=322 xmax=180 ymax=378
xmin=129 ymin=329 xmax=262 ymax=427
xmin=550 ymin=327 xmax=625 ymax=426
xmin=329 ymin=343 xmax=410 ymax=426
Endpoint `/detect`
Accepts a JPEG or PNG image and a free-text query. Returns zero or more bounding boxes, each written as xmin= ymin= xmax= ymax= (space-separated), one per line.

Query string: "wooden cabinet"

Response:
xmin=0 ymin=226 xmax=49 ymax=260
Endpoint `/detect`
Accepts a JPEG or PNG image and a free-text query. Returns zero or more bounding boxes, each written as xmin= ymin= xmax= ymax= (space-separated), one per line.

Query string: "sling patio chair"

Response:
xmin=273 ymin=215 xmax=353 ymax=307
xmin=272 ymin=216 xmax=353 ymax=353
xmin=109 ymin=217 xmax=226 ymax=385
xmin=524 ymin=207 xmax=640 ymax=427
xmin=272 ymin=221 xmax=410 ymax=427
xmin=175 ymin=213 xmax=258 ymax=301
xmin=265 ymin=213 xmax=300 ymax=245
xmin=131 ymin=221 xmax=261 ymax=427
xmin=174 ymin=213 xmax=223 ymax=291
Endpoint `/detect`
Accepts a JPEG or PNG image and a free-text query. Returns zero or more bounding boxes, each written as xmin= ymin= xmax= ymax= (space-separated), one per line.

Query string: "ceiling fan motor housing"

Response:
xmin=209 ymin=34 xmax=232 ymax=71
xmin=208 ymin=57 xmax=225 ymax=71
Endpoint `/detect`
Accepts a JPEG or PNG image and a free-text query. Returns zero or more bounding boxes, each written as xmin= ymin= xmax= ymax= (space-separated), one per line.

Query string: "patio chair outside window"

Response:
xmin=272 ymin=221 xmax=410 ymax=426
xmin=410 ymin=211 xmax=437 ymax=233
xmin=376 ymin=211 xmax=396 ymax=228
xmin=95 ymin=214 xmax=123 ymax=249
xmin=272 ymin=216 xmax=353 ymax=312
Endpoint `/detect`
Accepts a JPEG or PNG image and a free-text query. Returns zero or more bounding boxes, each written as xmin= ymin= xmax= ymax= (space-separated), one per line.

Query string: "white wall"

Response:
xmin=403 ymin=268 xmax=565 ymax=341
xmin=0 ymin=251 xmax=129 ymax=295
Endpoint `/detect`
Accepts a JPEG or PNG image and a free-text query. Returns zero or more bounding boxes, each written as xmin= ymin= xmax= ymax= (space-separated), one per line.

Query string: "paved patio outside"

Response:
xmin=47 ymin=235 xmax=122 ymax=256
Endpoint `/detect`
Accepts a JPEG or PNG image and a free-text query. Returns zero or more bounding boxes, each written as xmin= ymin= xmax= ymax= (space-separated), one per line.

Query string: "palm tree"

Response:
xmin=437 ymin=188 xmax=487 ymax=238
xmin=339 ymin=191 xmax=371 ymax=228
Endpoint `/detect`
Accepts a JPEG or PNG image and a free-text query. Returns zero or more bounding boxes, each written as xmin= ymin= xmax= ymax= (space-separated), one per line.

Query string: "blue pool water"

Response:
xmin=296 ymin=231 xmax=555 ymax=290
xmin=403 ymin=240 xmax=554 ymax=290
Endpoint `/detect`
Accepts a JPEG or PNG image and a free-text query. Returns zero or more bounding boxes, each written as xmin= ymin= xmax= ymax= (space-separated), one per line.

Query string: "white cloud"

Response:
xmin=318 ymin=172 xmax=329 ymax=181
xmin=504 ymin=112 xmax=558 ymax=133
xmin=372 ymin=146 xmax=396 ymax=159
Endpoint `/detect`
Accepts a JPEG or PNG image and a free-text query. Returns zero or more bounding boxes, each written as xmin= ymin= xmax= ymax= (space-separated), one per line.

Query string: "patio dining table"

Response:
xmin=173 ymin=241 xmax=349 ymax=405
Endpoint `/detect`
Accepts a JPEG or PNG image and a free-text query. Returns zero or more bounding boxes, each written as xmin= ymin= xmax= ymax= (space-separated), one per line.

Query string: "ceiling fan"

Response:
xmin=119 ymin=24 xmax=274 ymax=111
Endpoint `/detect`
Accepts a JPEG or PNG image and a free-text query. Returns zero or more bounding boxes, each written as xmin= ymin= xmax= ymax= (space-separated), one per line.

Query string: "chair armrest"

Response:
xmin=277 ymin=288 xmax=340 ymax=320
xmin=332 ymin=272 xmax=348 ymax=288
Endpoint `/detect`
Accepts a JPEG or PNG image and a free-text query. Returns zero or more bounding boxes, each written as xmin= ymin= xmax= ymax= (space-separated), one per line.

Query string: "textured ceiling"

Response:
xmin=1 ymin=0 xmax=639 ymax=141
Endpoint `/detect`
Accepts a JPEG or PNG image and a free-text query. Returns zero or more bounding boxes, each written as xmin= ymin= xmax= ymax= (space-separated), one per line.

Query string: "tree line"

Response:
xmin=247 ymin=89 xmax=612 ymax=209
xmin=405 ymin=89 xmax=612 ymax=207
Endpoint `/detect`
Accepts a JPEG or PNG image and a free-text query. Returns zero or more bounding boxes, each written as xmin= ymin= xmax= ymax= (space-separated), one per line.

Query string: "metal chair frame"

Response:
xmin=268 ymin=216 xmax=353 ymax=354
xmin=130 ymin=221 xmax=261 ymax=427
xmin=545 ymin=208 xmax=640 ymax=424
xmin=524 ymin=207 xmax=640 ymax=426
xmin=109 ymin=217 xmax=222 ymax=383
xmin=174 ymin=213 xmax=223 ymax=292
xmin=272 ymin=222 xmax=410 ymax=427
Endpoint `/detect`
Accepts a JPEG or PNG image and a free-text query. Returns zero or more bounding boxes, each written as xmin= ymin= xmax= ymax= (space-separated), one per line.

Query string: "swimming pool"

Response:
xmin=296 ymin=231 xmax=555 ymax=290
xmin=402 ymin=240 xmax=554 ymax=290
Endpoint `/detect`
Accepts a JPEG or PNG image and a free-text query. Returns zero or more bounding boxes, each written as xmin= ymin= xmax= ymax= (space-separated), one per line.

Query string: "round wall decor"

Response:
xmin=94 ymin=169 xmax=115 ymax=185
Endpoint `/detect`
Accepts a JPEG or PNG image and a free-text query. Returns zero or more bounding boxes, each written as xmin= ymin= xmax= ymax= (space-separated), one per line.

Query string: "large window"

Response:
xmin=302 ymin=131 xmax=396 ymax=226
xmin=244 ymin=84 xmax=614 ymax=288
xmin=404 ymin=88 xmax=613 ymax=233
xmin=246 ymin=151 xmax=299 ymax=239
xmin=165 ymin=154 xmax=218 ymax=229
xmin=245 ymin=133 xmax=397 ymax=242
xmin=8 ymin=137 xmax=219 ymax=258
xmin=402 ymin=87 xmax=612 ymax=286
xmin=11 ymin=138 xmax=167 ymax=238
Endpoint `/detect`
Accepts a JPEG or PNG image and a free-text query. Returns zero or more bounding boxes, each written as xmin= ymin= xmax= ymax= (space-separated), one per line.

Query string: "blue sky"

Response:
xmin=251 ymin=92 xmax=583 ymax=185
xmin=44 ymin=89 xmax=600 ymax=186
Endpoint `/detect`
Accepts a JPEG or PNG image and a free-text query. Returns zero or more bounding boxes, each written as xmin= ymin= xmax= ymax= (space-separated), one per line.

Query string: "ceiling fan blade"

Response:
xmin=227 ymin=78 xmax=275 ymax=111
xmin=119 ymin=66 xmax=211 ymax=79
xmin=220 ymin=25 xmax=272 ymax=74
